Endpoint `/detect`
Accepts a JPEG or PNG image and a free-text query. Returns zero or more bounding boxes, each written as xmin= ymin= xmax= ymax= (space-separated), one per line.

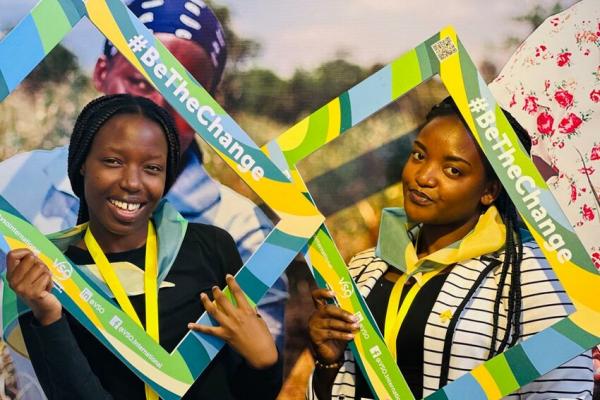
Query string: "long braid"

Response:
xmin=427 ymin=97 xmax=530 ymax=365
xmin=68 ymin=94 xmax=181 ymax=224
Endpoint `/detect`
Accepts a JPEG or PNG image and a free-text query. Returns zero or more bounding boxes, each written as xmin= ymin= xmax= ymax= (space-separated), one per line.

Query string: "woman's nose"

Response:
xmin=414 ymin=164 xmax=437 ymax=187
xmin=120 ymin=167 xmax=142 ymax=192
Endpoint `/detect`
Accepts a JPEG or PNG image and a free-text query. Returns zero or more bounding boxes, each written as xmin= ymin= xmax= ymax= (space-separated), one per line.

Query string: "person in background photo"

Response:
xmin=0 ymin=2 xmax=288 ymax=396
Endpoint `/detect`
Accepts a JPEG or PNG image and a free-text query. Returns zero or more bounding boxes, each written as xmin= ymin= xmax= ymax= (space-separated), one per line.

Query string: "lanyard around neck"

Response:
xmin=383 ymin=270 xmax=440 ymax=361
xmin=84 ymin=221 xmax=159 ymax=400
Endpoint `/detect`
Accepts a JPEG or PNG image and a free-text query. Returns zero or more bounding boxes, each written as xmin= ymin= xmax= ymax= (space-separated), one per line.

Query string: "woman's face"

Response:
xmin=401 ymin=114 xmax=498 ymax=228
xmin=81 ymin=113 xmax=168 ymax=241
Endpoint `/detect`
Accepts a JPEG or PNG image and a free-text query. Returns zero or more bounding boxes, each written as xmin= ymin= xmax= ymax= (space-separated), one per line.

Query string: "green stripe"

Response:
xmin=339 ymin=91 xmax=353 ymax=133
xmin=458 ymin=39 xmax=479 ymax=100
xmin=504 ymin=345 xmax=539 ymax=385
xmin=553 ymin=317 xmax=600 ymax=349
xmin=236 ymin=268 xmax=268 ymax=302
xmin=391 ymin=49 xmax=423 ymax=99
xmin=59 ymin=0 xmax=87 ymax=26
xmin=415 ymin=42 xmax=433 ymax=78
xmin=32 ymin=0 xmax=72 ymax=53
xmin=305 ymin=105 xmax=330 ymax=149
xmin=282 ymin=104 xmax=328 ymax=166
xmin=427 ymin=388 xmax=450 ymax=400
xmin=422 ymin=35 xmax=441 ymax=75
xmin=0 ymin=70 xmax=8 ymax=101
xmin=486 ymin=354 xmax=520 ymax=395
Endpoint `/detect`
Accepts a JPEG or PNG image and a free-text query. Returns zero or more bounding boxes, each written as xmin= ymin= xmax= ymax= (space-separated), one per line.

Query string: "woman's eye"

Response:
xmin=145 ymin=165 xmax=164 ymax=173
xmin=445 ymin=166 xmax=462 ymax=176
xmin=411 ymin=151 xmax=424 ymax=161
xmin=103 ymin=158 xmax=121 ymax=166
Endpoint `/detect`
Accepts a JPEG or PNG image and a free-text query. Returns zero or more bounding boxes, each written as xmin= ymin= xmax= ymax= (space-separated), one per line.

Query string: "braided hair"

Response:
xmin=426 ymin=96 xmax=532 ymax=383
xmin=68 ymin=94 xmax=181 ymax=224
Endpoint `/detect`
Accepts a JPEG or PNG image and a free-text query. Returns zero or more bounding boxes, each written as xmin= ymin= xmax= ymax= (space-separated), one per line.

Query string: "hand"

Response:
xmin=6 ymin=249 xmax=62 ymax=326
xmin=188 ymin=274 xmax=278 ymax=370
xmin=308 ymin=288 xmax=359 ymax=364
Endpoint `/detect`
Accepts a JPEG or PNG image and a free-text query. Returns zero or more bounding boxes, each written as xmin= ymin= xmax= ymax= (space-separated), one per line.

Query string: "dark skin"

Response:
xmin=6 ymin=113 xmax=277 ymax=370
xmin=93 ymin=33 xmax=217 ymax=153
xmin=309 ymin=115 xmax=501 ymax=399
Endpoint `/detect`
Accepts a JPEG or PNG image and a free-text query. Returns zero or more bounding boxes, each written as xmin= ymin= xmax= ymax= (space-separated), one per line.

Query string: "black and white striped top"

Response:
xmin=307 ymin=243 xmax=593 ymax=400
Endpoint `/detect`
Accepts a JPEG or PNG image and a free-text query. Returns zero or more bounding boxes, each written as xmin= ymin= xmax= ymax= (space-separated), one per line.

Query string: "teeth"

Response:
xmin=110 ymin=199 xmax=141 ymax=211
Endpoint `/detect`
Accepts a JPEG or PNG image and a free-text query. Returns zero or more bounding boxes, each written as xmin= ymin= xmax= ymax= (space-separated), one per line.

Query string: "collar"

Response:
xmin=375 ymin=206 xmax=506 ymax=283
xmin=47 ymin=199 xmax=188 ymax=286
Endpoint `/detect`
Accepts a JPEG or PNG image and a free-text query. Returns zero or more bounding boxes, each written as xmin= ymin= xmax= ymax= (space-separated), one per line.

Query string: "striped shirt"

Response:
xmin=307 ymin=244 xmax=593 ymax=399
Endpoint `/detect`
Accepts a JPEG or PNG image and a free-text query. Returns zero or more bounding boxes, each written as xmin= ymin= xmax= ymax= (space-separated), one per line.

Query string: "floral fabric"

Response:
xmin=490 ymin=0 xmax=600 ymax=268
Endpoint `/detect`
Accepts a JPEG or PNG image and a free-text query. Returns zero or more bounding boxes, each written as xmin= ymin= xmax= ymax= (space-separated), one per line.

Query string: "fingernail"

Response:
xmin=349 ymin=315 xmax=358 ymax=322
xmin=351 ymin=323 xmax=360 ymax=330
xmin=187 ymin=323 xmax=193 ymax=329
xmin=346 ymin=333 xmax=354 ymax=339
xmin=212 ymin=286 xmax=218 ymax=291
xmin=226 ymin=274 xmax=233 ymax=280
xmin=200 ymin=293 xmax=207 ymax=300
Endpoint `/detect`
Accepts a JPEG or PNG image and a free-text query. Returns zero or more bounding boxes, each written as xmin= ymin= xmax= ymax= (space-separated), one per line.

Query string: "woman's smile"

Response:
xmin=107 ymin=198 xmax=146 ymax=223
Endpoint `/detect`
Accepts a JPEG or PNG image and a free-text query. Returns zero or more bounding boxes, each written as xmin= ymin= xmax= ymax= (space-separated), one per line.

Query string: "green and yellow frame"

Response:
xmin=263 ymin=27 xmax=600 ymax=400
xmin=0 ymin=0 xmax=323 ymax=399
xmin=0 ymin=0 xmax=598 ymax=399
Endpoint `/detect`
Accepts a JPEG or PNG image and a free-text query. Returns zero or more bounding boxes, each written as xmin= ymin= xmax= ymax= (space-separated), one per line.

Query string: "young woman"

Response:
xmin=307 ymin=97 xmax=593 ymax=399
xmin=5 ymin=94 xmax=281 ymax=400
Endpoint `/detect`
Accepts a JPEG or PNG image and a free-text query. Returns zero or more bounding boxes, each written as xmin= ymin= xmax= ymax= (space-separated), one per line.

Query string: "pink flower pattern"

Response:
xmin=490 ymin=0 xmax=600 ymax=276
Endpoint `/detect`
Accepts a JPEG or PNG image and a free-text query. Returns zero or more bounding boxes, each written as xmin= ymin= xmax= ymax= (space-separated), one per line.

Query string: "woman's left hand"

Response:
xmin=188 ymin=274 xmax=278 ymax=370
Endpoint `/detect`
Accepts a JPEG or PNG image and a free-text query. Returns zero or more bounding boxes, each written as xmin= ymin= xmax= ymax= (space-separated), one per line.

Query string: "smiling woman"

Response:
xmin=5 ymin=94 xmax=282 ymax=400
xmin=307 ymin=96 xmax=594 ymax=400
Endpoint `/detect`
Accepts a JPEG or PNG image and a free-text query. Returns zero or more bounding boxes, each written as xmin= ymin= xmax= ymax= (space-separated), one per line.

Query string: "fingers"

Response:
xmin=225 ymin=274 xmax=252 ymax=312
xmin=7 ymin=253 xmax=52 ymax=299
xmin=6 ymin=249 xmax=36 ymax=283
xmin=187 ymin=322 xmax=224 ymax=338
xmin=311 ymin=288 xmax=336 ymax=308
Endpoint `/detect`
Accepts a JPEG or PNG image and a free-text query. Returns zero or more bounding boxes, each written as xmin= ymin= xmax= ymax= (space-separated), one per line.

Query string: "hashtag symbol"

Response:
xmin=468 ymin=97 xmax=488 ymax=114
xmin=128 ymin=35 xmax=148 ymax=53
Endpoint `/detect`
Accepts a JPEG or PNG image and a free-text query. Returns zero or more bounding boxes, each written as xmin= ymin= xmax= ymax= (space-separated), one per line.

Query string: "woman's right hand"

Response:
xmin=308 ymin=288 xmax=360 ymax=364
xmin=6 ymin=249 xmax=62 ymax=326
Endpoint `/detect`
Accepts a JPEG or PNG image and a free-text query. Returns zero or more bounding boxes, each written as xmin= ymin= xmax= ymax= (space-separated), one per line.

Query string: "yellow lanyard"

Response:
xmin=84 ymin=221 xmax=159 ymax=400
xmin=383 ymin=270 xmax=440 ymax=361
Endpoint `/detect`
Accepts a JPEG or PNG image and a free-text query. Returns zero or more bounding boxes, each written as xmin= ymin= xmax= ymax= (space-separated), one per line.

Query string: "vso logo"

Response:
xmin=53 ymin=259 xmax=73 ymax=280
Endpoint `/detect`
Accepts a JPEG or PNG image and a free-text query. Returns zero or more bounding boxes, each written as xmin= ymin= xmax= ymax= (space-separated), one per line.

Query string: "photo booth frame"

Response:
xmin=0 ymin=1 xmax=598 ymax=399
xmin=263 ymin=27 xmax=600 ymax=399
xmin=0 ymin=0 xmax=324 ymax=399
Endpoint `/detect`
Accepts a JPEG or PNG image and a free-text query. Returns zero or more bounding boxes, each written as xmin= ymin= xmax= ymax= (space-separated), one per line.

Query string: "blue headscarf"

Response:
xmin=103 ymin=0 xmax=227 ymax=90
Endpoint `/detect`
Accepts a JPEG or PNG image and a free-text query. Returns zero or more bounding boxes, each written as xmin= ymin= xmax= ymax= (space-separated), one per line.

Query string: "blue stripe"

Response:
xmin=348 ymin=64 xmax=392 ymax=127
xmin=521 ymin=327 xmax=584 ymax=375
xmin=190 ymin=313 xmax=223 ymax=359
xmin=244 ymin=240 xmax=298 ymax=289
xmin=0 ymin=15 xmax=45 ymax=92
xmin=443 ymin=373 xmax=487 ymax=400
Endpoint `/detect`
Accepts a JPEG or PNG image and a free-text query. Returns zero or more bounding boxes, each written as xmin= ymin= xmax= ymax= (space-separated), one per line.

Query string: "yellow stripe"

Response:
xmin=86 ymin=0 xmax=152 ymax=84
xmin=472 ymin=364 xmax=502 ymax=399
xmin=276 ymin=117 xmax=310 ymax=152
xmin=526 ymin=223 xmax=600 ymax=313
xmin=85 ymin=229 xmax=143 ymax=327
xmin=326 ymin=98 xmax=342 ymax=143
xmin=145 ymin=222 xmax=159 ymax=343
xmin=438 ymin=27 xmax=478 ymax=138
xmin=569 ymin=309 xmax=600 ymax=337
